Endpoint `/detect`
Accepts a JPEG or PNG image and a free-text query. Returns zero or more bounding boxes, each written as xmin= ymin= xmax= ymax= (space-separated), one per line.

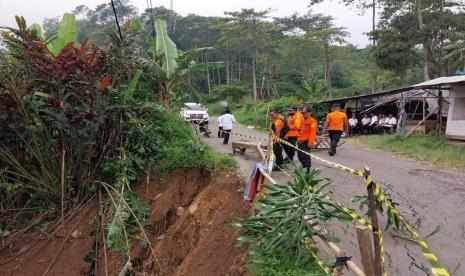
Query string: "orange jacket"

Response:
xmin=326 ymin=111 xmax=348 ymax=131
xmin=298 ymin=116 xmax=318 ymax=145
xmin=296 ymin=112 xmax=304 ymax=124
xmin=285 ymin=113 xmax=302 ymax=138
xmin=272 ymin=115 xmax=285 ymax=136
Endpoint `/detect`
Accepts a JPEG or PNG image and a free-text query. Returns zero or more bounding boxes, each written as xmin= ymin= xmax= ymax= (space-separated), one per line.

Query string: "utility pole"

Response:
xmin=371 ymin=0 xmax=378 ymax=94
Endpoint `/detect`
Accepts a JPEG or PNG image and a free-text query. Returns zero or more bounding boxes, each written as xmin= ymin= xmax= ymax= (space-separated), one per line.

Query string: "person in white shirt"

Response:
xmin=348 ymin=113 xmax=359 ymax=135
xmin=374 ymin=113 xmax=385 ymax=134
xmin=218 ymin=108 xmax=236 ymax=144
xmin=361 ymin=113 xmax=371 ymax=134
xmin=384 ymin=113 xmax=398 ymax=133
xmin=383 ymin=116 xmax=390 ymax=126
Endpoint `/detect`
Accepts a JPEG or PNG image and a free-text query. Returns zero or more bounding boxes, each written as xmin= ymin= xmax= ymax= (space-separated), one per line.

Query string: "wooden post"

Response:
xmin=356 ymin=225 xmax=375 ymax=276
xmin=422 ymin=98 xmax=426 ymax=134
xmin=364 ymin=166 xmax=383 ymax=276
xmin=437 ymin=90 xmax=443 ymax=133
xmin=397 ymin=95 xmax=404 ymax=133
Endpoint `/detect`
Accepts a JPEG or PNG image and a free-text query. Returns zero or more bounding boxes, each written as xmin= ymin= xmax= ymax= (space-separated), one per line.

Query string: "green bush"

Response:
xmin=206 ymin=102 xmax=228 ymax=115
xmin=210 ymin=83 xmax=249 ymax=102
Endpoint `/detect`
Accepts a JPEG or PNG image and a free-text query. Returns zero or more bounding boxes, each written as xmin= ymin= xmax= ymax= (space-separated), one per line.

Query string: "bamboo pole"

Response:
xmin=258 ymin=167 xmax=277 ymax=184
xmin=364 ymin=166 xmax=383 ymax=276
xmin=405 ymin=107 xmax=438 ymax=138
xmin=356 ymin=225 xmax=375 ymax=276
xmin=315 ymin=233 xmax=366 ymax=276
xmin=256 ymin=143 xmax=266 ymax=162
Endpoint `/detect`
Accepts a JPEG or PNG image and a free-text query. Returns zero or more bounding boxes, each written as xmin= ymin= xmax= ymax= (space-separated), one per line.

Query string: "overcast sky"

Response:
xmin=0 ymin=0 xmax=372 ymax=47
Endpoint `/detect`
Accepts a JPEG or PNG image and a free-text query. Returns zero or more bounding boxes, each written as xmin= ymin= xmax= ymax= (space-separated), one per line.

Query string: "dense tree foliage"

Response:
xmin=39 ymin=1 xmax=464 ymax=102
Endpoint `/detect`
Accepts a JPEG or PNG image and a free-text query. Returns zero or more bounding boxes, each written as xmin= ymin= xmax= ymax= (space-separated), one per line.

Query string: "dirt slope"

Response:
xmin=0 ymin=169 xmax=250 ymax=276
xmin=204 ymin=117 xmax=465 ymax=275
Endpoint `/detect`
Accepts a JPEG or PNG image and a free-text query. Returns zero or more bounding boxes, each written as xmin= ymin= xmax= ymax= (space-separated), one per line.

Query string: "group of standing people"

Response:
xmin=269 ymin=104 xmax=349 ymax=172
xmin=269 ymin=106 xmax=318 ymax=172
xmin=269 ymin=104 xmax=347 ymax=172
xmin=217 ymin=104 xmax=349 ymax=173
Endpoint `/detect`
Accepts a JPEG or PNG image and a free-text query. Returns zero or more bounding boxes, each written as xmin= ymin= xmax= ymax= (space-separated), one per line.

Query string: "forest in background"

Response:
xmin=37 ymin=0 xmax=465 ymax=104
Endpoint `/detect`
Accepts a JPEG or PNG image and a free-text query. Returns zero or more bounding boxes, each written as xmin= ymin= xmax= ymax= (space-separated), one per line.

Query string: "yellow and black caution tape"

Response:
xmin=375 ymin=229 xmax=387 ymax=276
xmin=213 ymin=128 xmax=268 ymax=142
xmin=302 ymin=239 xmax=332 ymax=275
xmin=271 ymin=132 xmax=450 ymax=276
xmin=365 ymin=176 xmax=449 ymax=276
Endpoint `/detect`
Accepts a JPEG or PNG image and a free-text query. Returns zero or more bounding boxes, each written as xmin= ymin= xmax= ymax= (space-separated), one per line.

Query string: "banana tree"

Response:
xmin=134 ymin=19 xmax=223 ymax=105
xmin=47 ymin=13 xmax=79 ymax=55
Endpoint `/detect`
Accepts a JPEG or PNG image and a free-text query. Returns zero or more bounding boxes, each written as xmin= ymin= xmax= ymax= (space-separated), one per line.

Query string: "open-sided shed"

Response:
xmin=319 ymin=75 xmax=465 ymax=139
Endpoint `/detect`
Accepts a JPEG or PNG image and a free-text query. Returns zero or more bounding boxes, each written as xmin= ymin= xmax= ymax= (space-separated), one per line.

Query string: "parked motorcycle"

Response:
xmin=198 ymin=120 xmax=211 ymax=138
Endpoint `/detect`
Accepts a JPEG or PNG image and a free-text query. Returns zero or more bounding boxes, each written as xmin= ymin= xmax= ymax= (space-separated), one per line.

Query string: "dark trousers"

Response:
xmin=349 ymin=126 xmax=359 ymax=136
xmin=297 ymin=140 xmax=311 ymax=171
xmin=218 ymin=126 xmax=223 ymax=138
xmin=223 ymin=129 xmax=231 ymax=144
xmin=361 ymin=125 xmax=370 ymax=134
xmin=328 ymin=130 xmax=343 ymax=154
xmin=283 ymin=137 xmax=297 ymax=161
xmin=273 ymin=142 xmax=284 ymax=166
xmin=384 ymin=126 xmax=395 ymax=133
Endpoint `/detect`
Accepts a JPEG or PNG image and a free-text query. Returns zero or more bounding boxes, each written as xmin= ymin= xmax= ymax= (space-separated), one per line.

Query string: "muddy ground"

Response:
xmin=0 ymin=169 xmax=250 ymax=276
xmin=204 ymin=117 xmax=465 ymax=276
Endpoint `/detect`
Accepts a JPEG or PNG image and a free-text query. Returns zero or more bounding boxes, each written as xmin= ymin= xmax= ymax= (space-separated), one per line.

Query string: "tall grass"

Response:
xmin=356 ymin=133 xmax=465 ymax=169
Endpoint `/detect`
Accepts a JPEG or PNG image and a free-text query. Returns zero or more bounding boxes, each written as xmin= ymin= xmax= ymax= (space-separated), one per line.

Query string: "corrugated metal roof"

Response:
xmin=320 ymin=75 xmax=464 ymax=103
xmin=413 ymin=75 xmax=465 ymax=88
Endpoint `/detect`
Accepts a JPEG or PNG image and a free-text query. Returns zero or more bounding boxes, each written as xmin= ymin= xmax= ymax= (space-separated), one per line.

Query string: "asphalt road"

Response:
xmin=201 ymin=117 xmax=465 ymax=276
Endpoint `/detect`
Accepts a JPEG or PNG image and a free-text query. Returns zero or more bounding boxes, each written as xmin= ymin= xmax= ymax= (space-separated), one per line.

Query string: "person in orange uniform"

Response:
xmin=323 ymin=103 xmax=348 ymax=156
xmin=296 ymin=107 xmax=305 ymax=124
xmin=269 ymin=109 xmax=288 ymax=170
xmin=297 ymin=107 xmax=318 ymax=173
xmin=283 ymin=106 xmax=302 ymax=162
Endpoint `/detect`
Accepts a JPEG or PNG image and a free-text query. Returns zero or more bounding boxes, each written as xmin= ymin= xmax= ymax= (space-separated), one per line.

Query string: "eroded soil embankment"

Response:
xmin=0 ymin=169 xmax=250 ymax=276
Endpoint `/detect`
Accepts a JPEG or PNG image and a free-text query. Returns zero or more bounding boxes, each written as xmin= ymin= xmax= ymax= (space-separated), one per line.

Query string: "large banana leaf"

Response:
xmin=48 ymin=13 xmax=78 ymax=56
xmin=154 ymin=19 xmax=178 ymax=79
xmin=132 ymin=19 xmax=156 ymax=54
